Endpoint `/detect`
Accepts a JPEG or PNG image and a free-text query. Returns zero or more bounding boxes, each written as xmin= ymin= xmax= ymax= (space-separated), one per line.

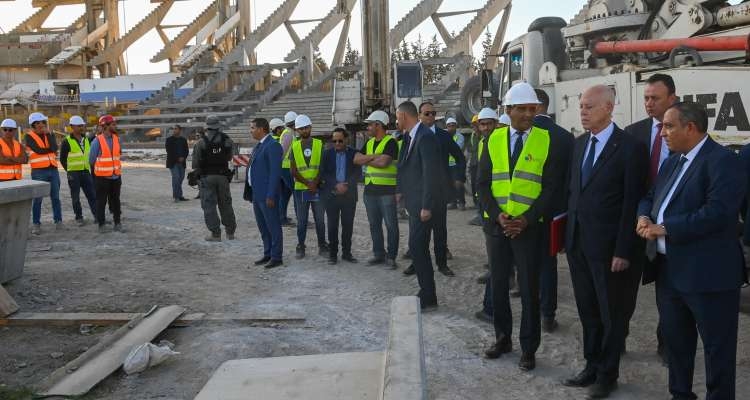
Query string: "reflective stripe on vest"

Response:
xmin=280 ymin=128 xmax=293 ymax=169
xmin=65 ymin=135 xmax=90 ymax=172
xmin=487 ymin=126 xmax=550 ymax=218
xmin=94 ymin=134 xmax=122 ymax=177
xmin=478 ymin=137 xmax=485 ymax=161
xmin=448 ymin=133 xmax=461 ymax=166
xmin=364 ymin=136 xmax=397 ymax=186
xmin=292 ymin=138 xmax=322 ymax=190
xmin=26 ymin=131 xmax=58 ymax=169
xmin=0 ymin=139 xmax=22 ymax=180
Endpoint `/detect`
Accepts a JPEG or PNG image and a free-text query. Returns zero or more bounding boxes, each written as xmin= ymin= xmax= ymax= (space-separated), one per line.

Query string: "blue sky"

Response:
xmin=0 ymin=0 xmax=580 ymax=75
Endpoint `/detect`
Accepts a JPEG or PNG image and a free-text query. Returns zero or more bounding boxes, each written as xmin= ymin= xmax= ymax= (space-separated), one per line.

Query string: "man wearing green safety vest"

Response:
xmin=477 ymin=82 xmax=568 ymax=372
xmin=289 ymin=114 xmax=328 ymax=259
xmin=59 ymin=115 xmax=97 ymax=226
xmin=278 ymin=112 xmax=298 ymax=226
xmin=354 ymin=110 xmax=400 ymax=269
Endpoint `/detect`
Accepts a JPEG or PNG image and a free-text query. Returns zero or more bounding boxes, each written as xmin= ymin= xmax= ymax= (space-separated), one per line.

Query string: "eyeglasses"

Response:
xmin=422 ymin=111 xmax=436 ymax=116
xmin=332 ymin=139 xmax=344 ymax=143
xmin=2 ymin=128 xmax=16 ymax=132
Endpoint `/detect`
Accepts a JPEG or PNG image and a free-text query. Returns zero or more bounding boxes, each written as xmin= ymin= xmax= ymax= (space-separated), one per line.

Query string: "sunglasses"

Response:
xmin=422 ymin=111 xmax=436 ymax=116
xmin=332 ymin=139 xmax=344 ymax=143
xmin=2 ymin=128 xmax=16 ymax=132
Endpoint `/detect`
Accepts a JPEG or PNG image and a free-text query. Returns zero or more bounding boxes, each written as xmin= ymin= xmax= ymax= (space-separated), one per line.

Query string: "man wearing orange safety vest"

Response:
xmin=0 ymin=119 xmax=27 ymax=182
xmin=89 ymin=115 xmax=123 ymax=233
xmin=25 ymin=112 xmax=62 ymax=234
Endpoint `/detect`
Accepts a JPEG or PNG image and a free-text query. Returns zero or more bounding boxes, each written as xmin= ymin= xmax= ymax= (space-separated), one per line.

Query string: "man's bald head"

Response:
xmin=580 ymin=85 xmax=615 ymax=134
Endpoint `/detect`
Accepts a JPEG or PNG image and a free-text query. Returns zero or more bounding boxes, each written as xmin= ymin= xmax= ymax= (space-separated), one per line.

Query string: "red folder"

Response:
xmin=549 ymin=213 xmax=567 ymax=256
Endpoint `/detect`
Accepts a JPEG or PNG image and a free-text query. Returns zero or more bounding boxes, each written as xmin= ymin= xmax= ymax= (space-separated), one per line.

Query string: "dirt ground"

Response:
xmin=1 ymin=156 xmax=749 ymax=400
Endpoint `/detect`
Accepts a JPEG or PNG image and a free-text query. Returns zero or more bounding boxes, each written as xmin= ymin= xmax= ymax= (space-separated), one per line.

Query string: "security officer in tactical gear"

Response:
xmin=191 ymin=115 xmax=237 ymax=241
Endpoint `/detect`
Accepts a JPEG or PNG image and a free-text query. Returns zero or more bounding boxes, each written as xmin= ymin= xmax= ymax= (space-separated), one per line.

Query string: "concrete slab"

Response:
xmin=194 ymin=352 xmax=385 ymax=400
xmin=380 ymin=296 xmax=426 ymax=400
xmin=0 ymin=179 xmax=49 ymax=283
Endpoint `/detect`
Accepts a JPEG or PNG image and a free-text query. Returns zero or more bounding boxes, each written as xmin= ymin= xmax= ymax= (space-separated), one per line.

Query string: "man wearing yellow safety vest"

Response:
xmin=289 ymin=114 xmax=328 ymax=259
xmin=0 ymin=119 xmax=27 ymax=182
xmin=477 ymin=82 xmax=568 ymax=371
xmin=60 ymin=115 xmax=97 ymax=226
xmin=89 ymin=114 xmax=124 ymax=233
xmin=278 ymin=111 xmax=298 ymax=226
xmin=25 ymin=112 xmax=63 ymax=234
xmin=354 ymin=110 xmax=400 ymax=269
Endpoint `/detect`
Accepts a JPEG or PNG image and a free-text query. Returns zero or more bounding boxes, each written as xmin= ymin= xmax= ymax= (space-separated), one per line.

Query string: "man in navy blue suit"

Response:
xmin=320 ymin=128 xmax=361 ymax=265
xmin=244 ymin=118 xmax=284 ymax=269
xmin=637 ymin=102 xmax=747 ymax=400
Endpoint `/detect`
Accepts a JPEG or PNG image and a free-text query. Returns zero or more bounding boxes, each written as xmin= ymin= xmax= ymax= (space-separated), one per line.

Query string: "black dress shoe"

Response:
xmin=420 ymin=298 xmax=438 ymax=310
xmin=562 ymin=368 xmax=597 ymax=387
xmin=438 ymin=265 xmax=455 ymax=277
xmin=367 ymin=257 xmax=385 ymax=266
xmin=265 ymin=259 xmax=283 ymax=269
xmin=518 ymin=352 xmax=536 ymax=371
xmin=403 ymin=264 xmax=416 ymax=275
xmin=254 ymin=256 xmax=271 ymax=266
xmin=178 ymin=197 xmax=189 ymax=201
xmin=484 ymin=337 xmax=512 ymax=359
xmin=342 ymin=254 xmax=358 ymax=263
xmin=542 ymin=317 xmax=558 ymax=333
xmin=296 ymin=244 xmax=305 ymax=259
xmin=587 ymin=380 xmax=618 ymax=399
xmin=474 ymin=310 xmax=493 ymax=323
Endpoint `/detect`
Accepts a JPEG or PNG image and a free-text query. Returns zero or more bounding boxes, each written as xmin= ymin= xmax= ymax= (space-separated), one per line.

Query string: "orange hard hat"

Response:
xmin=99 ymin=115 xmax=115 ymax=126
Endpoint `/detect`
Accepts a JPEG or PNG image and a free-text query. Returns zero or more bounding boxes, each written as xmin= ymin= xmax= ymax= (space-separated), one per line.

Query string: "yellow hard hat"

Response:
xmin=471 ymin=114 xmax=479 ymax=123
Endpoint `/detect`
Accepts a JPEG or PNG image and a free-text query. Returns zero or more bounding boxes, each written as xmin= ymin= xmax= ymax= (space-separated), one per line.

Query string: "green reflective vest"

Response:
xmin=486 ymin=126 xmax=550 ymax=218
xmin=364 ymin=135 xmax=397 ymax=186
xmin=291 ymin=138 xmax=322 ymax=190
xmin=280 ymin=128 xmax=293 ymax=169
xmin=448 ymin=133 xmax=462 ymax=166
xmin=65 ymin=135 xmax=90 ymax=172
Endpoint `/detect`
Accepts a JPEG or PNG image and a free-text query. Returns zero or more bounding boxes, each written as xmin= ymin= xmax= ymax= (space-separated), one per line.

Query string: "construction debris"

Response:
xmin=0 ymin=284 xmax=19 ymax=317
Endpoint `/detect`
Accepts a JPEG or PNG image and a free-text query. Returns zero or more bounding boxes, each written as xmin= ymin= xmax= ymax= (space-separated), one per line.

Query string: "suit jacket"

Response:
xmin=397 ymin=123 xmax=441 ymax=212
xmin=638 ymin=137 xmax=747 ymax=292
xmin=566 ymin=125 xmax=649 ymax=263
xmin=624 ymin=117 xmax=654 ymax=152
xmin=477 ymin=122 xmax=569 ymax=236
xmin=319 ymin=146 xmax=361 ymax=201
xmin=243 ymin=136 xmax=283 ymax=202
xmin=534 ymin=114 xmax=574 ymax=216
xmin=739 ymin=143 xmax=750 ymax=245
xmin=434 ymin=127 xmax=466 ymax=201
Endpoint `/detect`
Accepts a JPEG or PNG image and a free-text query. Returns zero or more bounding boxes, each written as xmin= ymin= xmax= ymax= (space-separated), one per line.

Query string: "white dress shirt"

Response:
xmin=407 ymin=122 xmax=421 ymax=156
xmin=581 ymin=122 xmax=615 ymax=169
xmin=509 ymin=126 xmax=528 ymax=152
xmin=651 ymin=118 xmax=670 ymax=172
xmin=656 ymin=135 xmax=709 ymax=254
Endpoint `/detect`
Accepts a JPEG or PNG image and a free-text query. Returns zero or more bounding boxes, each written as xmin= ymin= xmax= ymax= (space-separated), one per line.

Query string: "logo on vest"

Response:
xmin=211 ymin=148 xmax=223 ymax=154
xmin=525 ymin=154 xmax=533 ymax=162
xmin=303 ymin=148 xmax=312 ymax=157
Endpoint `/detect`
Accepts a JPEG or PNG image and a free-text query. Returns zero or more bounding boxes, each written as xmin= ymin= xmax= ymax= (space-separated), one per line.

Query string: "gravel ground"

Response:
xmin=1 ymin=159 xmax=749 ymax=399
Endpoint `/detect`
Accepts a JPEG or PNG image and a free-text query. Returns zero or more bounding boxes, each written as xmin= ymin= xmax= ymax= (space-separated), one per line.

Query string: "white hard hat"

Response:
xmin=294 ymin=114 xmax=312 ymax=129
xmin=29 ymin=112 xmax=47 ymax=125
xmin=269 ymin=118 xmax=285 ymax=131
xmin=445 ymin=117 xmax=457 ymax=125
xmin=504 ymin=82 xmax=541 ymax=106
xmin=1 ymin=118 xmax=18 ymax=129
xmin=499 ymin=113 xmax=511 ymax=125
xmin=477 ymin=107 xmax=499 ymax=121
xmin=69 ymin=115 xmax=86 ymax=126
xmin=284 ymin=111 xmax=298 ymax=124
xmin=364 ymin=110 xmax=390 ymax=126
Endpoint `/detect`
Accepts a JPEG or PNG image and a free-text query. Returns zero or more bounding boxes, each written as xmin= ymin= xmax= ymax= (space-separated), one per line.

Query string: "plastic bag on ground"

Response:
xmin=123 ymin=342 xmax=180 ymax=375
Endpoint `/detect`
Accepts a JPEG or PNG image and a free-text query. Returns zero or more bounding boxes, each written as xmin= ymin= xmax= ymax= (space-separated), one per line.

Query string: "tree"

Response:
xmin=424 ymin=35 xmax=444 ymax=84
xmin=400 ymin=40 xmax=411 ymax=61
xmin=410 ymin=34 xmax=425 ymax=61
xmin=339 ymin=39 xmax=360 ymax=80
xmin=474 ymin=28 xmax=493 ymax=71
xmin=314 ymin=49 xmax=328 ymax=72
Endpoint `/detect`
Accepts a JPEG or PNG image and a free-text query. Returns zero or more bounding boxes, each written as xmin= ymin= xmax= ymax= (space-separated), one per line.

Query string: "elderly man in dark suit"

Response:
xmin=243 ymin=118 xmax=284 ymax=269
xmin=637 ymin=102 xmax=747 ymax=400
xmin=320 ymin=128 xmax=361 ymax=265
xmin=563 ymin=85 xmax=649 ymax=399
xmin=396 ymin=101 xmax=441 ymax=310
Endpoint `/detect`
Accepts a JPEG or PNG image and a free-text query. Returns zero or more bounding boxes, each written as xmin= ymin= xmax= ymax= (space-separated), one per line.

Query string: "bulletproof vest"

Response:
xmin=201 ymin=131 xmax=230 ymax=175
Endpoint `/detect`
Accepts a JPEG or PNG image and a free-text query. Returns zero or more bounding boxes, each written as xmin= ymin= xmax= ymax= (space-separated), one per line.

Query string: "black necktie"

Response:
xmin=580 ymin=136 xmax=598 ymax=186
xmin=510 ymin=132 xmax=524 ymax=173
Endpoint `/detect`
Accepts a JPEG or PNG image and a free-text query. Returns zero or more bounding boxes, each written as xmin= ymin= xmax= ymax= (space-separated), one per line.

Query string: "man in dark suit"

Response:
xmin=637 ymin=102 xmax=747 ymax=400
xmin=478 ymin=82 xmax=568 ymax=372
xmin=320 ymin=128 xmax=361 ymax=265
xmin=624 ymin=73 xmax=678 ymax=362
xmin=396 ymin=101 xmax=441 ymax=309
xmin=243 ymin=118 xmax=284 ymax=269
xmin=563 ymin=85 xmax=649 ymax=399
xmin=533 ymin=89 xmax=574 ymax=333
xmin=165 ymin=124 xmax=190 ymax=202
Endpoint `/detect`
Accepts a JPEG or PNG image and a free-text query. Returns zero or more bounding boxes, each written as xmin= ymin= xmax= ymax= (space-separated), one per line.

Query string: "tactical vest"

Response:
xmin=291 ymin=138 xmax=322 ymax=190
xmin=364 ymin=136 xmax=397 ymax=186
xmin=201 ymin=132 xmax=230 ymax=175
xmin=93 ymin=134 xmax=122 ymax=177
xmin=65 ymin=135 xmax=90 ymax=172
xmin=0 ymin=139 xmax=22 ymax=180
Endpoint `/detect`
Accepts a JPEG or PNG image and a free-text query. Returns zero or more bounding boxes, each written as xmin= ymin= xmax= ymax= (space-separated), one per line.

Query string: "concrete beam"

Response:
xmin=151 ymin=0 xmax=219 ymax=63
xmin=486 ymin=3 xmax=511 ymax=70
xmin=10 ymin=5 xmax=55 ymax=33
xmin=284 ymin=0 xmax=357 ymax=62
xmin=0 ymin=180 xmax=50 ymax=283
xmin=442 ymin=0 xmax=510 ymax=57
xmin=389 ymin=0 xmax=443 ymax=50
xmin=431 ymin=13 xmax=453 ymax=45
xmin=330 ymin=14 xmax=351 ymax=68
xmin=379 ymin=296 xmax=426 ymax=400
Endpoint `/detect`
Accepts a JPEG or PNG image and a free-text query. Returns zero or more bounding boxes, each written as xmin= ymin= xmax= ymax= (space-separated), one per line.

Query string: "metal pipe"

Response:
xmin=716 ymin=3 xmax=750 ymax=28
xmin=594 ymin=35 xmax=750 ymax=54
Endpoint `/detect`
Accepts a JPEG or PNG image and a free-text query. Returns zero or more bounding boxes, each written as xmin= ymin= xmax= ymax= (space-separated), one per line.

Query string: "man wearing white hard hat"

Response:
xmin=477 ymin=82 xmax=568 ymax=372
xmin=0 ymin=119 xmax=27 ymax=181
xmin=278 ymin=111 xmax=298 ymax=226
xmin=354 ymin=110 xmax=400 ymax=269
xmin=445 ymin=117 xmax=467 ymax=211
xmin=289 ymin=114 xmax=327 ymax=259
xmin=26 ymin=112 xmax=63 ymax=234
xmin=60 ymin=115 xmax=97 ymax=226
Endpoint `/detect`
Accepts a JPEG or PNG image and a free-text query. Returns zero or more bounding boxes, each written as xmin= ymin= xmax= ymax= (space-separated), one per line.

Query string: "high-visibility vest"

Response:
xmin=26 ymin=131 xmax=58 ymax=169
xmin=65 ymin=135 xmax=90 ymax=172
xmin=291 ymin=138 xmax=322 ymax=190
xmin=364 ymin=135 xmax=397 ymax=186
xmin=280 ymin=128 xmax=293 ymax=169
xmin=93 ymin=134 xmax=122 ymax=177
xmin=0 ymin=138 xmax=23 ymax=180
xmin=448 ymin=133 xmax=462 ymax=166
xmin=486 ymin=126 xmax=550 ymax=218
xmin=478 ymin=136 xmax=485 ymax=161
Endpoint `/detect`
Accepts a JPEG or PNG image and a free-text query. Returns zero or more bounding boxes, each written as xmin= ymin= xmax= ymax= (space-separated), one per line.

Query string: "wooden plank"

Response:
xmin=0 ymin=311 xmax=306 ymax=327
xmin=35 ymin=305 xmax=185 ymax=397
xmin=0 ymin=284 xmax=19 ymax=317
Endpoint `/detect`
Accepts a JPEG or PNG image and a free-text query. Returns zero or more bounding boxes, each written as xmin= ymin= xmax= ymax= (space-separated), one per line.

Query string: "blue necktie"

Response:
xmin=510 ymin=132 xmax=524 ymax=173
xmin=581 ymin=136 xmax=598 ymax=187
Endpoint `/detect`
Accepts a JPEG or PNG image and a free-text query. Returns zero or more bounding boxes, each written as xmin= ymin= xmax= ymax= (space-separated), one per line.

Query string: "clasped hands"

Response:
xmin=636 ymin=216 xmax=666 ymax=240
xmin=497 ymin=213 xmax=528 ymax=239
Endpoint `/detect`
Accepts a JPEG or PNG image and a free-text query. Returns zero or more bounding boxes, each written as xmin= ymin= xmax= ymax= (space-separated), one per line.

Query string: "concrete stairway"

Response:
xmin=140 ymin=49 xmax=215 ymax=106
xmin=390 ymin=0 xmax=444 ymax=49
xmin=442 ymin=0 xmax=509 ymax=56
xmin=150 ymin=0 xmax=219 ymax=63
xmin=10 ymin=4 xmax=54 ymax=33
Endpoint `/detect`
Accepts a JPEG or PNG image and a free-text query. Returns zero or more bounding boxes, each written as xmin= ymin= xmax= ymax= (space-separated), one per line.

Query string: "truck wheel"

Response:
xmin=459 ymin=75 xmax=500 ymax=123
